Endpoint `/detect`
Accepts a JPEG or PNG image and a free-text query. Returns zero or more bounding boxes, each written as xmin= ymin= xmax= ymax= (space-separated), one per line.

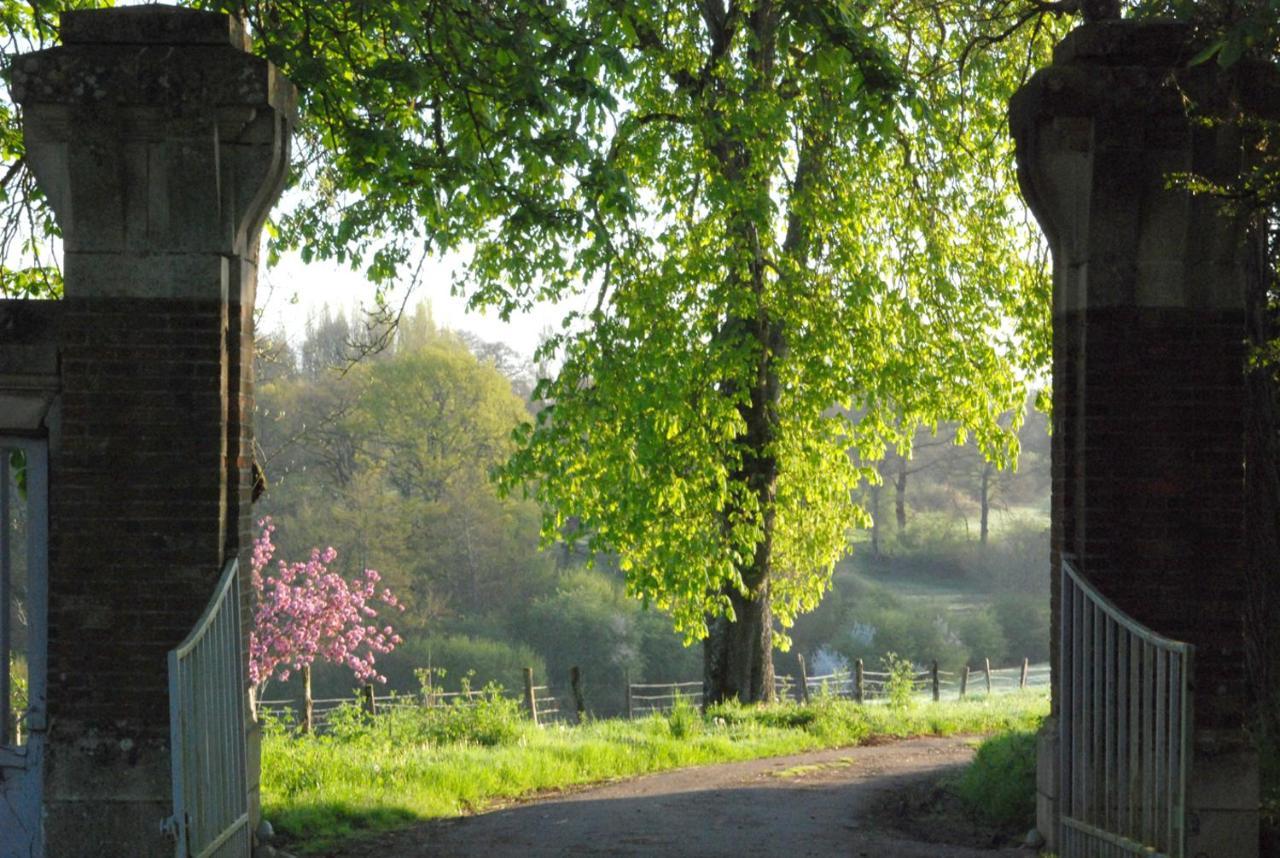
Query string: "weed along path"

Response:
xmin=312 ymin=736 xmax=1027 ymax=857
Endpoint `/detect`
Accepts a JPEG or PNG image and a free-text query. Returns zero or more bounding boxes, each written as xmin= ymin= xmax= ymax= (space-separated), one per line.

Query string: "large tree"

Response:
xmin=0 ymin=0 xmax=1070 ymax=702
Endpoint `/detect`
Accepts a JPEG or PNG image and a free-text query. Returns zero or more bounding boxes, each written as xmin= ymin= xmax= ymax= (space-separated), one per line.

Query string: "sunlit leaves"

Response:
xmin=485 ymin=1 xmax=1062 ymax=643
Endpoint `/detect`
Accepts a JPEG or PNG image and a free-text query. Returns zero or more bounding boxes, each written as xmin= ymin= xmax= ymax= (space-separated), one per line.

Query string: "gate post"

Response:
xmin=11 ymin=7 xmax=295 ymax=855
xmin=1011 ymin=17 xmax=1275 ymax=857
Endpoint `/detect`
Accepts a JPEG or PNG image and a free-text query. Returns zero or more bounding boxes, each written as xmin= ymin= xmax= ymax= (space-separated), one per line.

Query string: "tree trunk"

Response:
xmin=703 ymin=579 xmax=776 ymax=705
xmin=869 ymin=481 xmax=882 ymax=556
xmin=703 ymin=314 xmax=781 ymax=705
xmin=701 ymin=1 xmax=785 ymax=706
xmin=979 ymin=462 xmax=991 ymax=547
xmin=895 ymin=457 xmax=907 ymax=533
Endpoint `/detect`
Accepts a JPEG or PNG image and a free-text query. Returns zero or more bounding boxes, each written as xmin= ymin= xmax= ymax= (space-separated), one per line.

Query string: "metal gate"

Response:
xmin=0 ymin=438 xmax=48 ymax=858
xmin=1060 ymin=558 xmax=1194 ymax=857
xmin=165 ymin=558 xmax=251 ymax=857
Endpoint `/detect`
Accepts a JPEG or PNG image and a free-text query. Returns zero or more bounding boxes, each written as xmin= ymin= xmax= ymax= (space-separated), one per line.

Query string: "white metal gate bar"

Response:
xmin=1060 ymin=558 xmax=1193 ymax=858
xmin=165 ymin=558 xmax=250 ymax=858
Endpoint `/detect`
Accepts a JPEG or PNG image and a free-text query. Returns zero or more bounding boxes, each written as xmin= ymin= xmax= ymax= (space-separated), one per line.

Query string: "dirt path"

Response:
xmin=310 ymin=735 xmax=1032 ymax=857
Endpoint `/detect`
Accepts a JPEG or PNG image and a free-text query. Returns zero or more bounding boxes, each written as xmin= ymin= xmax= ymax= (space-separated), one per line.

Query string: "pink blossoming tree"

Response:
xmin=249 ymin=517 xmax=403 ymax=691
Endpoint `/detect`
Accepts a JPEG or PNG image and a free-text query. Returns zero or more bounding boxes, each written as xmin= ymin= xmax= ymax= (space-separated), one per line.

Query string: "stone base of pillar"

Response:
xmin=43 ymin=738 xmax=173 ymax=858
xmin=1035 ymin=716 xmax=1059 ymax=850
xmin=1187 ymin=731 xmax=1259 ymax=858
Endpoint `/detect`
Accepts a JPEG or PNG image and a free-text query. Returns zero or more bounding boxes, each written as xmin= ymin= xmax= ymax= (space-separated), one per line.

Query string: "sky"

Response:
xmin=255 ymin=247 xmax=579 ymax=365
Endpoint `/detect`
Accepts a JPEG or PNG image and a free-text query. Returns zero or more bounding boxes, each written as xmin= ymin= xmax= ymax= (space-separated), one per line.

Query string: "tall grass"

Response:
xmin=262 ymin=689 xmax=1048 ymax=853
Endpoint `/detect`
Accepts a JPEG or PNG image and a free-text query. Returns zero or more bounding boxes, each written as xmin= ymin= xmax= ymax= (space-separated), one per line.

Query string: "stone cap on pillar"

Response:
xmin=9 ymin=5 xmax=296 ymax=299
xmin=1052 ymin=18 xmax=1192 ymax=66
xmin=1009 ymin=19 xmax=1280 ymax=314
xmin=60 ymin=4 xmax=251 ymax=50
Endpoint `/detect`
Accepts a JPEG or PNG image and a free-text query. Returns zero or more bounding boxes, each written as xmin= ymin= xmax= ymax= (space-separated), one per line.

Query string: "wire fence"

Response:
xmin=257 ymin=666 xmax=579 ymax=734
xmin=800 ymin=658 xmax=1049 ymax=705
xmin=626 ymin=658 xmax=1050 ymax=716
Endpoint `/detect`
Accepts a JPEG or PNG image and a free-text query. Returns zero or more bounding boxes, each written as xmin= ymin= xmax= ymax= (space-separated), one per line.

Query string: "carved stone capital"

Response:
xmin=10 ymin=5 xmax=296 ymax=300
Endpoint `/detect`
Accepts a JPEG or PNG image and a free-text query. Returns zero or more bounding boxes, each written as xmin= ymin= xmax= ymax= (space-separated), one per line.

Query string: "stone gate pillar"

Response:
xmin=1011 ymin=19 xmax=1276 ymax=857
xmin=10 ymin=6 xmax=294 ymax=855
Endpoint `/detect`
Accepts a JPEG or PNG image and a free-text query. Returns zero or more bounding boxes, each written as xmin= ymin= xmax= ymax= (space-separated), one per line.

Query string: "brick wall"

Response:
xmin=49 ymin=296 xmax=230 ymax=734
xmin=1053 ymin=305 xmax=1248 ymax=730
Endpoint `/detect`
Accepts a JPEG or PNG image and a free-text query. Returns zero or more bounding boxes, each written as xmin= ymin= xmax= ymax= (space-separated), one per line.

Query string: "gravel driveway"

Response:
xmin=309 ymin=735 xmax=1034 ymax=857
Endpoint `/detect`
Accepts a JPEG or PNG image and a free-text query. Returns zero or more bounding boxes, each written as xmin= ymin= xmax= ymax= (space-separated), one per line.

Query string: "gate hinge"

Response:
xmin=160 ymin=814 xmax=179 ymax=840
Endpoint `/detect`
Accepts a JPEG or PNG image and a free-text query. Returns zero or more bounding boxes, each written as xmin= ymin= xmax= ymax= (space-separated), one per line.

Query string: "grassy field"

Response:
xmin=262 ymin=689 xmax=1049 ymax=853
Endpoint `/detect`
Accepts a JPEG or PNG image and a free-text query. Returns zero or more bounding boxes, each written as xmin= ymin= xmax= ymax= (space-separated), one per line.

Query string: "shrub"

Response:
xmin=954 ymin=608 xmax=1010 ymax=666
xmin=375 ymin=634 xmax=547 ymax=697
xmin=665 ymin=693 xmax=700 ymax=739
xmin=420 ymin=683 xmax=524 ymax=747
xmin=703 ymin=697 xmax=870 ymax=745
xmin=842 ymin=608 xmax=954 ymax=670
xmin=509 ymin=567 xmax=644 ymax=717
xmin=951 ymin=728 xmax=1038 ymax=833
xmin=324 ymin=700 xmax=374 ymax=742
xmin=888 ymin=512 xmax=971 ymax=578
xmin=882 ymin=652 xmax=918 ymax=709
xmin=967 ymin=515 xmax=1049 ymax=595
xmin=993 ymin=595 xmax=1050 ymax=664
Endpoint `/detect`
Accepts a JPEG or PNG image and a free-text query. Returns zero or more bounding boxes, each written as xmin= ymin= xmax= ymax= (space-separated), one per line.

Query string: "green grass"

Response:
xmin=949 ymin=727 xmax=1039 ymax=833
xmin=262 ymin=689 xmax=1049 ymax=853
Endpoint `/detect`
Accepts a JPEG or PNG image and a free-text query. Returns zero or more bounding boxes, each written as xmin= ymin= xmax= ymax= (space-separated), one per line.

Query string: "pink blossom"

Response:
xmin=248 ymin=517 xmax=405 ymax=688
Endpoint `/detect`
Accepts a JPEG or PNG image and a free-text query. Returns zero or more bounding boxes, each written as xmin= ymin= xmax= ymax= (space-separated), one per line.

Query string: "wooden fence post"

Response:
xmin=570 ymin=666 xmax=586 ymax=722
xmin=302 ymin=664 xmax=313 ymax=734
xmin=1020 ymin=657 xmax=1029 ymax=689
xmin=625 ymin=672 xmax=633 ymax=720
xmin=362 ymin=684 xmax=376 ymax=717
xmin=855 ymin=658 xmax=865 ymax=704
xmin=797 ymin=654 xmax=810 ymax=704
xmin=931 ymin=660 xmax=940 ymax=702
xmin=523 ymin=666 xmax=539 ymax=726
xmin=960 ymin=665 xmax=969 ymax=699
xmin=984 ymin=658 xmax=993 ymax=695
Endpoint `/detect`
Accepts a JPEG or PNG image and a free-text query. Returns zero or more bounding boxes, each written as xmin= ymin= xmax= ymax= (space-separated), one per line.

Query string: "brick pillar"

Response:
xmin=1011 ymin=20 xmax=1276 ymax=856
xmin=11 ymin=7 xmax=294 ymax=855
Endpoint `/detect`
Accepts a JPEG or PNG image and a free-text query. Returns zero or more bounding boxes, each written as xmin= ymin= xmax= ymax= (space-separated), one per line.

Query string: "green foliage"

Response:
xmin=992 ymin=595 xmax=1051 ymax=664
xmin=951 ymin=728 xmax=1040 ymax=834
xmin=378 ymin=635 xmax=546 ymax=699
xmin=8 ymin=654 xmax=26 ymax=722
xmin=954 ymin=609 xmax=1011 ymax=667
xmin=664 ymin=693 xmax=700 ymax=740
xmin=323 ymin=701 xmax=375 ymax=743
xmin=835 ymin=585 xmax=959 ymax=672
xmin=511 ymin=566 xmax=699 ymax=716
xmin=883 ymin=512 xmax=973 ymax=581
xmin=969 ymin=516 xmax=1051 ymax=596
xmin=256 ymin=323 xmax=552 ymax=644
xmin=420 ymin=686 xmax=525 ymax=748
xmin=881 ymin=652 xmax=917 ymax=709
xmin=1126 ymin=0 xmax=1280 ymax=67
xmin=486 ymin=1 xmax=1060 ymax=652
xmin=0 ymin=0 xmax=98 ymax=299
xmin=7 ymin=0 xmax=1068 ymax=699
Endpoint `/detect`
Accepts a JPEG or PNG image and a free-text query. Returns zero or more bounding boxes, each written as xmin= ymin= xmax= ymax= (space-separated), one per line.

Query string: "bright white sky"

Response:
xmin=255 ymin=247 xmax=578 ymax=365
